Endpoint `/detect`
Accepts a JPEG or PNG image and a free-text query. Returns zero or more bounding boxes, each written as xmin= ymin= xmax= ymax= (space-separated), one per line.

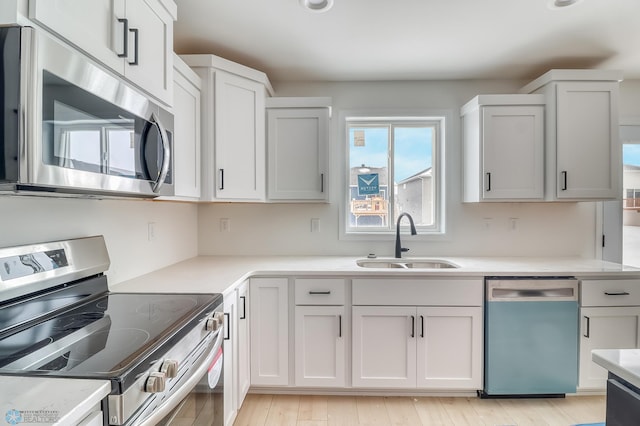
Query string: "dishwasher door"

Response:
xmin=484 ymin=278 xmax=579 ymax=397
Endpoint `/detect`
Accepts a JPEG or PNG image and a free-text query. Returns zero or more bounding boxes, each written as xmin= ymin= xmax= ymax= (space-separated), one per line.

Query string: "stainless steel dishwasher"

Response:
xmin=483 ymin=277 xmax=579 ymax=397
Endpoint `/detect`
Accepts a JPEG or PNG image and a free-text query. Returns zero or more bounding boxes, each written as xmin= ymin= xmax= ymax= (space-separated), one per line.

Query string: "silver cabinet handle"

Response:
xmin=117 ymin=18 xmax=128 ymax=58
xmin=128 ymin=27 xmax=139 ymax=65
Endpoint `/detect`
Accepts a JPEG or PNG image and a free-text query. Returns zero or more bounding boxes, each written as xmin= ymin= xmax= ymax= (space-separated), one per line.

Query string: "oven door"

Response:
xmin=21 ymin=27 xmax=174 ymax=198
xmin=129 ymin=325 xmax=224 ymax=426
xmin=156 ymin=347 xmax=224 ymax=426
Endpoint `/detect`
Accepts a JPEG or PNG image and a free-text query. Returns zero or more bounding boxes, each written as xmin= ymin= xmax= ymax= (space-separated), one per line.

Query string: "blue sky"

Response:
xmin=349 ymin=126 xmax=433 ymax=182
xmin=623 ymin=144 xmax=640 ymax=166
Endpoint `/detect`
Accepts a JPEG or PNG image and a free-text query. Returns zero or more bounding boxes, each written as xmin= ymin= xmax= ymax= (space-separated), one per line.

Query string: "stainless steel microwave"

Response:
xmin=0 ymin=26 xmax=174 ymax=198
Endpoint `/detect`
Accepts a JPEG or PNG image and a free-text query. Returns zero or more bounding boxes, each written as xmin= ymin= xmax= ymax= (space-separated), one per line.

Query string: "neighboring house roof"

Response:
xmin=624 ymin=164 xmax=640 ymax=172
xmin=397 ymin=168 xmax=432 ymax=185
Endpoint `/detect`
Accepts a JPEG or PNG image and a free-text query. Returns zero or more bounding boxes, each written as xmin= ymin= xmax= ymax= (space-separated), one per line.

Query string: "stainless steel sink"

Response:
xmin=356 ymin=259 xmax=459 ymax=269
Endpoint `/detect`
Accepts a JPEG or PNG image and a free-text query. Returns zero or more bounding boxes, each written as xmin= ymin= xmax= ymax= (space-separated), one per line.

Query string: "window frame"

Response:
xmin=340 ymin=110 xmax=448 ymax=240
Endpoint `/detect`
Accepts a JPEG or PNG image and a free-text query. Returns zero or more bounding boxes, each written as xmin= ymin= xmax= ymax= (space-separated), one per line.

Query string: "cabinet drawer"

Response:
xmin=295 ymin=278 xmax=345 ymax=305
xmin=581 ymin=279 xmax=640 ymax=306
xmin=352 ymin=278 xmax=483 ymax=306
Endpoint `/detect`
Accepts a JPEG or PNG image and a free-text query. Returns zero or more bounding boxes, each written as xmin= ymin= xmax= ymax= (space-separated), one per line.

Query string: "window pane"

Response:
xmin=394 ymin=126 xmax=434 ymax=226
xmin=348 ymin=126 xmax=389 ymax=228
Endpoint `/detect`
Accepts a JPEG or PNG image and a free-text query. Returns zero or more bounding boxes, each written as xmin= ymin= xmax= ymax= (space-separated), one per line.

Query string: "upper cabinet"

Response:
xmin=29 ymin=0 xmax=176 ymax=106
xmin=266 ymin=97 xmax=332 ymax=202
xmin=170 ymin=54 xmax=202 ymax=200
xmin=182 ymin=54 xmax=274 ymax=202
xmin=462 ymin=94 xmax=545 ymax=202
xmin=520 ymin=69 xmax=623 ymax=201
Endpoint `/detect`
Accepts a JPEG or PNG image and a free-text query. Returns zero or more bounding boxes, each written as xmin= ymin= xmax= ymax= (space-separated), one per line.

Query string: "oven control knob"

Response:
xmin=145 ymin=372 xmax=166 ymax=393
xmin=205 ymin=317 xmax=220 ymax=332
xmin=160 ymin=359 xmax=179 ymax=378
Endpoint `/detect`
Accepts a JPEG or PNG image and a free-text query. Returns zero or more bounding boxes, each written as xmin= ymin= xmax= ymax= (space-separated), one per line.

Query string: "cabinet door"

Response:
xmin=295 ymin=306 xmax=345 ymax=387
xmin=215 ymin=70 xmax=266 ymax=200
xmin=236 ymin=281 xmax=250 ymax=407
xmin=579 ymin=307 xmax=640 ymax=390
xmin=267 ymin=107 xmax=329 ymax=201
xmin=250 ymin=278 xmax=289 ymax=386
xmin=124 ymin=0 xmax=174 ymax=105
xmin=352 ymin=306 xmax=416 ymax=388
xmin=29 ymin=0 xmax=125 ymax=74
xmin=172 ymin=57 xmax=201 ymax=198
xmin=223 ymin=293 xmax=237 ymax=426
xmin=416 ymin=307 xmax=482 ymax=389
xmin=556 ymin=82 xmax=619 ymax=199
xmin=482 ymin=106 xmax=544 ymax=200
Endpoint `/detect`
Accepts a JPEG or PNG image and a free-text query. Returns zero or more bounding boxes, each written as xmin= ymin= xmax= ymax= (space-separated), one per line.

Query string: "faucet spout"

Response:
xmin=395 ymin=213 xmax=417 ymax=258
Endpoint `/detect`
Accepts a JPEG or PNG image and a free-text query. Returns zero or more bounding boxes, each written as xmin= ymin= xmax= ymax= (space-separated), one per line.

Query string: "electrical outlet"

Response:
xmin=483 ymin=218 xmax=493 ymax=230
xmin=148 ymin=222 xmax=156 ymax=241
xmin=220 ymin=218 xmax=231 ymax=232
xmin=509 ymin=218 xmax=519 ymax=232
xmin=311 ymin=218 xmax=320 ymax=233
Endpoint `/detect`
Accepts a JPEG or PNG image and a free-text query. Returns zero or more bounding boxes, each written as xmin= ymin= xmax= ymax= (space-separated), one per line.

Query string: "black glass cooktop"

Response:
xmin=0 ymin=291 xmax=221 ymax=377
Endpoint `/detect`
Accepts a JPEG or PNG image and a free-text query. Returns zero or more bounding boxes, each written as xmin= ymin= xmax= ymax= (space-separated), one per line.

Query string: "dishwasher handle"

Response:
xmin=487 ymin=279 xmax=578 ymax=302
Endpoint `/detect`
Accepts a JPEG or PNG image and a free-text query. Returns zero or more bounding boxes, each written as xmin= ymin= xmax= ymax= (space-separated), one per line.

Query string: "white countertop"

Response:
xmin=592 ymin=349 xmax=640 ymax=389
xmin=0 ymin=376 xmax=110 ymax=425
xmin=111 ymin=255 xmax=640 ymax=295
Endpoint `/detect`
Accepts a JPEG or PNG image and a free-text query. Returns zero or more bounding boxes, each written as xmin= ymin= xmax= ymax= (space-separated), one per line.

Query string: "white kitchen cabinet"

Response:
xmin=520 ymin=69 xmax=622 ymax=201
xmin=223 ymin=291 xmax=237 ymax=426
xmin=461 ymin=94 xmax=545 ymax=202
xmin=294 ymin=278 xmax=346 ymax=387
xmin=170 ymin=54 xmax=201 ymax=199
xmin=222 ymin=280 xmax=250 ymax=426
xmin=236 ymin=280 xmax=250 ymax=405
xmin=416 ymin=306 xmax=482 ymax=389
xmin=295 ymin=306 xmax=346 ymax=387
xmin=351 ymin=278 xmax=483 ymax=390
xmin=30 ymin=0 xmax=176 ymax=106
xmin=579 ymin=307 xmax=640 ymax=390
xmin=182 ymin=55 xmax=274 ymax=202
xmin=250 ymin=277 xmax=289 ymax=386
xmin=266 ymin=98 xmax=331 ymax=202
xmin=352 ymin=305 xmax=417 ymax=388
xmin=578 ymin=278 xmax=640 ymax=390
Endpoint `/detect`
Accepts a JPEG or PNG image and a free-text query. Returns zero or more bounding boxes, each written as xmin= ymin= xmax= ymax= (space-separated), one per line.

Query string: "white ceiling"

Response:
xmin=174 ymin=0 xmax=640 ymax=83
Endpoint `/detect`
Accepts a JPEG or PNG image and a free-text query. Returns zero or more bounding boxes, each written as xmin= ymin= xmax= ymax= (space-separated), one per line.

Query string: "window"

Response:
xmin=345 ymin=116 xmax=444 ymax=234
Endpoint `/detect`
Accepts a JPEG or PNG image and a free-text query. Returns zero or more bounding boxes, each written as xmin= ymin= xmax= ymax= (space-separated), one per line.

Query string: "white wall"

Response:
xmin=0 ymin=197 xmax=198 ymax=285
xmin=198 ymin=79 xmax=602 ymax=258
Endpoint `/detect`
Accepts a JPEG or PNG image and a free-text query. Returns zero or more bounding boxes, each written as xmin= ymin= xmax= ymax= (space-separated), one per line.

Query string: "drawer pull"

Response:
xmin=604 ymin=291 xmax=630 ymax=296
xmin=309 ymin=291 xmax=331 ymax=295
xmin=338 ymin=315 xmax=342 ymax=338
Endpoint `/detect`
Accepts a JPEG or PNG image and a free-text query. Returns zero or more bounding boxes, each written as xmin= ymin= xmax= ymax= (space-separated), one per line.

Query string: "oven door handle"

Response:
xmin=135 ymin=329 xmax=223 ymax=426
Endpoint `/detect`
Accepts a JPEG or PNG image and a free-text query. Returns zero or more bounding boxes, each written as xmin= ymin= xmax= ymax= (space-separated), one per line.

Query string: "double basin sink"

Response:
xmin=356 ymin=258 xmax=459 ymax=269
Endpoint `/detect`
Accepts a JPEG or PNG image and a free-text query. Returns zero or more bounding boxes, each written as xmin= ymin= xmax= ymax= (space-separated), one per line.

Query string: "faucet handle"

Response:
xmin=401 ymin=248 xmax=410 ymax=253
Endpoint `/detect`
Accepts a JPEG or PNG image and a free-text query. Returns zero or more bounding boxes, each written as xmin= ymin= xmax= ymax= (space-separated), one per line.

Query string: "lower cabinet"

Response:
xmin=222 ymin=280 xmax=250 ymax=426
xmin=294 ymin=278 xmax=347 ymax=387
xmin=250 ymin=277 xmax=289 ymax=386
xmin=579 ymin=306 xmax=640 ymax=389
xmin=352 ymin=305 xmax=482 ymax=389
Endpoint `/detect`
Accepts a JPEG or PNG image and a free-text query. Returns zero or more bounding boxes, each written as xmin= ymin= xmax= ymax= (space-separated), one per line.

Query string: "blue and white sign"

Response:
xmin=358 ymin=173 xmax=379 ymax=196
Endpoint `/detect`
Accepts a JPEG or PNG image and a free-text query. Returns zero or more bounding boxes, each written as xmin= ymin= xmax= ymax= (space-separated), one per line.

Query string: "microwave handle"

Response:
xmin=151 ymin=113 xmax=171 ymax=193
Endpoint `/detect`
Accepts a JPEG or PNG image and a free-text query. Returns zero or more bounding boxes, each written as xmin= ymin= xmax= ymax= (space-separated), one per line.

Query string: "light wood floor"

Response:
xmin=234 ymin=394 xmax=606 ymax=426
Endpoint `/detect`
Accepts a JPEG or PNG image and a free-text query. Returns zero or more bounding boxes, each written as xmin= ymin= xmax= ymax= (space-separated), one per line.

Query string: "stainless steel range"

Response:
xmin=0 ymin=236 xmax=224 ymax=425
